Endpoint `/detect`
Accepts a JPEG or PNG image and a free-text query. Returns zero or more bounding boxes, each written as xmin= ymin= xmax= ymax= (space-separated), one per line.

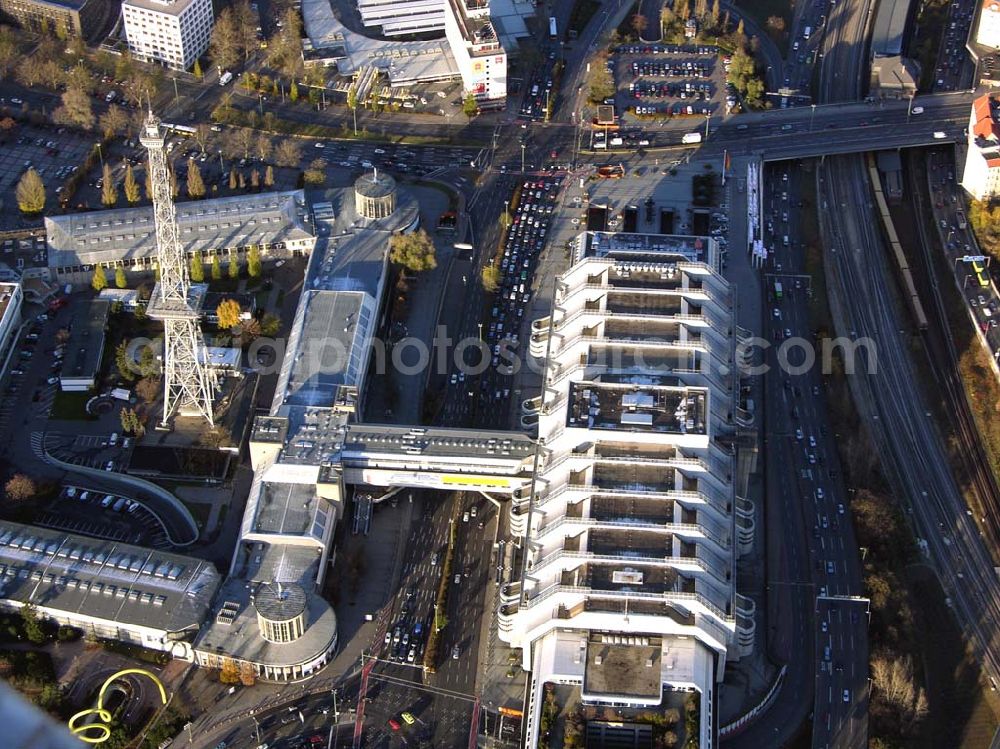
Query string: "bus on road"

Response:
xmin=549 ymin=17 xmax=557 ymax=38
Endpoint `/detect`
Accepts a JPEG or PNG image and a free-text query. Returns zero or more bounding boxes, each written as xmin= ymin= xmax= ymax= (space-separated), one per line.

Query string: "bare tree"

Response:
xmin=255 ymin=134 xmax=273 ymax=162
xmin=234 ymin=128 xmax=255 ymax=160
xmin=99 ymin=105 xmax=129 ymax=139
xmin=274 ymin=139 xmax=301 ymax=168
xmin=209 ymin=8 xmax=242 ymax=71
xmin=53 ymin=88 xmax=95 ymax=130
xmin=193 ymin=123 xmax=212 ymax=154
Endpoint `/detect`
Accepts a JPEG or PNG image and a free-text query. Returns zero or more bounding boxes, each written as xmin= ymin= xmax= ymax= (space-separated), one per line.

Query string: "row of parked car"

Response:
xmin=629 ymin=60 xmax=713 ymax=78
xmin=63 ymin=486 xmax=141 ymax=514
xmin=616 ymin=43 xmax=720 ymax=56
xmin=630 ymin=81 xmax=713 ymax=99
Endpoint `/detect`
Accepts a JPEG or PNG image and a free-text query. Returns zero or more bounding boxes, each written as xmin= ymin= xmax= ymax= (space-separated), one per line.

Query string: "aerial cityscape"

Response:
xmin=0 ymin=0 xmax=997 ymax=747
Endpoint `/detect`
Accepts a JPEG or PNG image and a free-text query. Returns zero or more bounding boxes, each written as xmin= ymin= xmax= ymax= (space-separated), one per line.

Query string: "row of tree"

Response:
xmin=93 ymin=246 xmax=264 ymax=295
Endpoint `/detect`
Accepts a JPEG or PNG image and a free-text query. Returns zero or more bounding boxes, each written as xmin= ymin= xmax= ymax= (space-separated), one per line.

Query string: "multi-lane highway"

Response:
xmin=759 ymin=160 xmax=868 ymax=749
xmin=816 ymin=3 xmax=1000 ymax=749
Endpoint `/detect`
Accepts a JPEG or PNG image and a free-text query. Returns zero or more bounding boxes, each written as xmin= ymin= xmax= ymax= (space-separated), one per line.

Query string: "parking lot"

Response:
xmin=35 ymin=483 xmax=169 ymax=548
xmin=0 ymin=124 xmax=93 ymax=229
xmin=0 ymin=299 xmax=73 ymax=433
xmin=610 ymin=43 xmax=731 ymax=124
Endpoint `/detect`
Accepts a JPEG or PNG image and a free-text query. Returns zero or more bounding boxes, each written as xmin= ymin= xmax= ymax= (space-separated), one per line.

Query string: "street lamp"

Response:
xmin=907 ymin=92 xmax=915 ymax=122
xmin=258 ymin=93 xmax=264 ymax=117
xmin=218 ymin=149 xmax=225 ymax=175
xmin=520 ymin=142 xmax=526 ymax=173
xmin=810 ymin=103 xmax=816 ymax=131
xmin=95 ymin=142 xmax=104 ymax=171
xmin=250 ymin=714 xmax=261 ymax=746
xmin=504 ymin=199 xmax=509 ymax=227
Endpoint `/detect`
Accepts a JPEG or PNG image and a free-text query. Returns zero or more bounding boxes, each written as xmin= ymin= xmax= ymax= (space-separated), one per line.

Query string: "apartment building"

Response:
xmin=443 ymin=0 xmax=506 ymax=103
xmin=499 ymin=231 xmax=756 ymax=748
xmin=122 ymin=0 xmax=213 ymax=71
xmin=963 ymin=94 xmax=1000 ymax=199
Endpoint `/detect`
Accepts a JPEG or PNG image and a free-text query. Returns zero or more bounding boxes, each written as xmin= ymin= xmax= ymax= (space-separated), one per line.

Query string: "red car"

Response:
xmin=309 ymin=736 xmax=324 ymax=744
xmin=388 ymin=718 xmax=401 ymax=731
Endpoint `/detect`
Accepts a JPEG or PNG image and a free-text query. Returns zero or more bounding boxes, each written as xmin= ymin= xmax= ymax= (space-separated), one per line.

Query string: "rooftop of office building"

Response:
xmin=341 ymin=424 xmax=536 ymax=459
xmin=566 ymin=381 xmax=708 ymax=436
xmin=122 ymin=0 xmax=203 ymax=15
xmin=60 ymin=299 xmax=110 ymax=382
xmin=578 ymin=231 xmax=713 ymax=266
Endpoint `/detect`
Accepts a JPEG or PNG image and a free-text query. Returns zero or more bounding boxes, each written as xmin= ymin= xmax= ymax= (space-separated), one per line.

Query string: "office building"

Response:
xmin=443 ymin=0 xmax=506 ymax=103
xmin=963 ymin=94 xmax=1000 ymax=199
xmin=122 ymin=0 xmax=214 ymax=71
xmin=498 ymin=231 xmax=755 ymax=748
xmin=0 ymin=0 xmax=101 ymax=38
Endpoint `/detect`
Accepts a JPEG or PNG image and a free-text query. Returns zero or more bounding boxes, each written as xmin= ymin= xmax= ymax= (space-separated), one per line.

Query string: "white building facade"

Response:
xmin=499 ymin=232 xmax=756 ymax=749
xmin=963 ymin=94 xmax=1000 ymax=200
xmin=443 ymin=0 xmax=506 ymax=103
xmin=122 ymin=0 xmax=214 ymax=71
xmin=0 ymin=282 xmax=22 ymax=376
xmin=979 ymin=0 xmax=1000 ymax=48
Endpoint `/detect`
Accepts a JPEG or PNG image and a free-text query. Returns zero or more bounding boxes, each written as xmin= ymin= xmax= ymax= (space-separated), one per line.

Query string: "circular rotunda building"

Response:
xmin=254 ymin=582 xmax=308 ymax=643
xmin=354 ymin=170 xmax=397 ymax=219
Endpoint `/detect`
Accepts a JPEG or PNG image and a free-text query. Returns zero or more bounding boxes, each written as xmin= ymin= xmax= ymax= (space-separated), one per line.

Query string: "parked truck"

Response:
xmin=219 ymin=70 xmax=233 ymax=86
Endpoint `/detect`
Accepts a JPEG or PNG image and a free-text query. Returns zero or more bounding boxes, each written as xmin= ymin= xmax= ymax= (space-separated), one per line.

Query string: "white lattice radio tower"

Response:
xmin=139 ymin=110 xmax=217 ymax=427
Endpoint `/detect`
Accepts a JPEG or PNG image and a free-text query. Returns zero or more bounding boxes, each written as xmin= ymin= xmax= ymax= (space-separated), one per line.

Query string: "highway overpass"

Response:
xmin=578 ymin=90 xmax=975 ymax=161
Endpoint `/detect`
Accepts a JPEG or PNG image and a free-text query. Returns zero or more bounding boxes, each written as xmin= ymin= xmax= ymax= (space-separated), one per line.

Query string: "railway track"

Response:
xmin=904 ymin=149 xmax=1000 ymax=563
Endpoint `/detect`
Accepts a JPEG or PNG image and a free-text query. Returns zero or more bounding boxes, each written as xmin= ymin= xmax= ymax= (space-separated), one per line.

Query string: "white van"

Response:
xmin=933 ymin=131 xmax=947 ymax=139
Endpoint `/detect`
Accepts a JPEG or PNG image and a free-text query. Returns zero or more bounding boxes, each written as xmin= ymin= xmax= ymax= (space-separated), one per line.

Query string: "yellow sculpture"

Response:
xmin=67 ymin=668 xmax=169 ymax=744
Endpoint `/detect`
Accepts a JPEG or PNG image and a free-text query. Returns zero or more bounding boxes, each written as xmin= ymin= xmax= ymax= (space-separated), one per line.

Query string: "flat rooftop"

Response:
xmin=242 ymin=464 xmax=337 ymax=542
xmin=123 ymin=0 xmax=199 ymax=15
xmin=584 ymin=634 xmax=663 ymax=700
xmin=301 ymin=0 xmax=459 ymax=82
xmin=251 ymin=481 xmax=329 ymax=538
xmin=45 ymin=191 xmax=313 ymax=269
xmin=60 ymin=299 xmax=110 ymax=383
xmin=583 ymin=634 xmax=697 ymax=699
xmin=279 ymin=290 xmax=372 ymax=406
xmin=566 ymin=382 xmax=707 ymax=435
xmin=342 ymin=424 xmax=536 ymax=460
xmin=0 ymin=521 xmax=220 ymax=635
xmin=580 ymin=231 xmax=712 ymax=265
